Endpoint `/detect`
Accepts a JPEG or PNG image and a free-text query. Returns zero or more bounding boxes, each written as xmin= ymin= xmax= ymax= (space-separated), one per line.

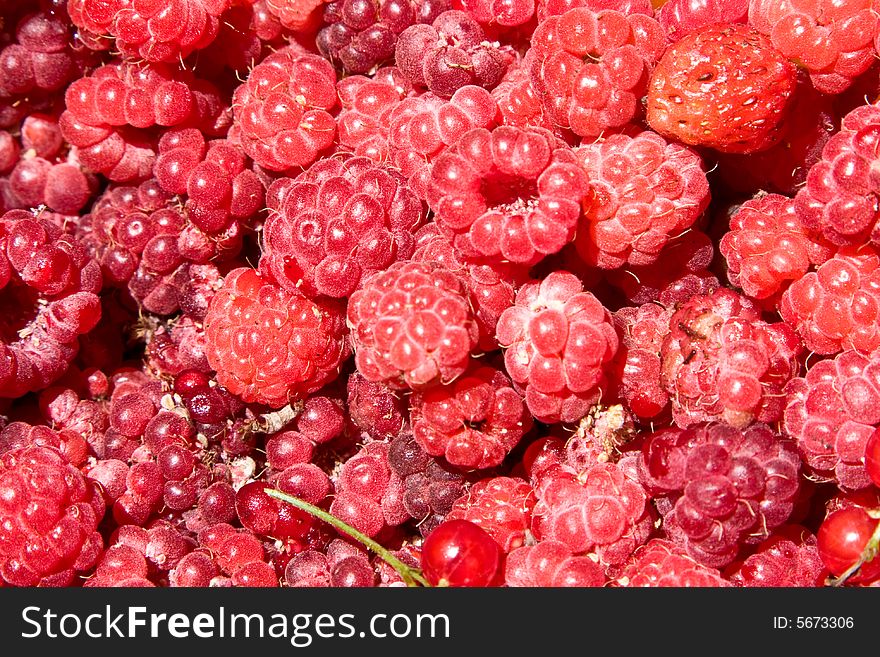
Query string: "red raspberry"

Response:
xmin=410 ymin=365 xmax=532 ymax=469
xmin=491 ymin=58 xmax=557 ymax=132
xmin=536 ymin=0 xmax=653 ymax=23
xmin=347 ymin=372 xmax=409 ymax=440
xmin=335 ymin=67 xmax=415 ymax=164
xmin=496 ymin=271 xmax=619 ymax=424
xmin=575 ymin=130 xmax=710 ymax=269
xmin=656 ymin=0 xmax=748 ymax=42
xmin=446 ymin=476 xmax=536 ymax=551
xmin=347 ymin=260 xmax=479 ymax=390
xmin=749 ymin=0 xmax=879 ymax=94
xmin=230 ymin=47 xmax=338 ymax=173
xmin=616 ymin=538 xmax=730 ymax=586
xmin=532 ymin=455 xmax=654 ymax=567
xmin=505 ymin=540 xmax=606 ymax=586
xmin=779 ymin=246 xmax=880 ymax=355
xmin=261 ymin=156 xmax=425 ymax=299
xmin=646 ymin=23 xmax=797 ymax=153
xmin=395 ymin=10 xmax=509 ymax=98
xmin=68 ymin=0 xmax=230 ymax=63
xmin=413 ymin=222 xmax=527 ymax=351
xmin=427 ymin=126 xmax=588 ymax=266
xmin=640 ymin=422 xmax=801 ymax=568
xmin=613 ymin=303 xmax=673 ymax=420
xmin=783 ymin=349 xmax=880 ymax=491
xmin=0 ymin=445 xmax=105 ymax=586
xmin=795 ymin=103 xmax=880 ymax=247
xmin=267 ymin=0 xmax=329 ymax=31
xmin=204 ymin=267 xmax=349 ymax=408
xmin=604 ymin=228 xmax=718 ymax=305
xmin=727 ymin=528 xmax=825 ymax=587
xmin=720 ymin=193 xmax=835 ymax=302
xmin=528 ymin=7 xmax=668 ymax=138
xmin=660 ymin=287 xmax=802 ymax=429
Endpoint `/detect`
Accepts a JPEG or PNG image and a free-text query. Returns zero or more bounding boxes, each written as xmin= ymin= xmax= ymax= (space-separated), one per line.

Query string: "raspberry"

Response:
xmin=528 ymin=7 xmax=668 ymax=137
xmin=388 ymin=431 xmax=468 ymax=536
xmin=154 ymin=130 xmax=265 ymax=235
xmin=535 ymin=0 xmax=653 ymax=23
xmin=779 ymin=246 xmax=880 ymax=355
xmin=230 ymin=47 xmax=338 ymax=173
xmin=720 ymin=193 xmax=834 ymax=301
xmin=575 ymin=130 xmax=710 ymax=269
xmin=412 ymin=222 xmax=527 ymax=350
xmin=727 ymin=528 xmax=825 ymax=587
xmin=267 ymin=0 xmax=330 ymax=31
xmin=347 ymin=260 xmax=479 ymax=389
xmin=410 ymin=365 xmax=532 ymax=469
xmin=457 ymin=0 xmax=539 ymax=27
xmin=496 ymin=271 xmax=619 ymax=424
xmin=783 ymin=349 xmax=880 ymax=491
xmin=656 ymin=0 xmax=748 ymax=42
xmin=605 ymin=227 xmax=718 ymax=305
xmin=347 ymin=372 xmax=408 ymax=440
xmin=68 ymin=0 xmax=230 ymax=63
xmin=616 ymin=538 xmax=730 ymax=586
xmin=640 ymin=422 xmax=801 ymax=567
xmin=660 ymin=287 xmax=802 ymax=429
xmin=446 ymin=476 xmax=536 ymax=551
xmin=335 ymin=67 xmax=415 ymax=164
xmin=204 ymin=267 xmax=349 ymax=408
xmin=395 ymin=10 xmax=509 ymax=98
xmin=505 ymin=540 xmax=606 ymax=586
xmin=0 ymin=445 xmax=105 ymax=586
xmin=794 ymin=103 xmax=880 ymax=246
xmin=388 ymin=85 xmax=499 ymax=198
xmin=749 ymin=0 xmax=879 ymax=95
xmin=427 ymin=126 xmax=588 ymax=266
xmin=318 ymin=0 xmax=449 ymax=74
xmin=491 ymin=58 xmax=556 ymax=132
xmin=532 ymin=456 xmax=654 ymax=567
xmin=563 ymin=403 xmax=637 ymax=469
xmin=646 ymin=23 xmax=797 ymax=153
xmin=613 ymin=303 xmax=673 ymax=420
xmin=261 ymin=156 xmax=425 ymax=299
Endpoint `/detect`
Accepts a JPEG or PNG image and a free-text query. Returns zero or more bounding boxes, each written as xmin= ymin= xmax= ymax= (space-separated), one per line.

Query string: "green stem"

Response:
xmin=265 ymin=488 xmax=430 ymax=588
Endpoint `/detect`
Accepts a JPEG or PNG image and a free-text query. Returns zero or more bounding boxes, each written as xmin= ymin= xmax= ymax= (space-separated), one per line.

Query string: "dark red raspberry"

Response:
xmin=347 ymin=260 xmax=479 ymax=390
xmin=204 ymin=267 xmax=350 ymax=408
xmin=496 ymin=271 xmax=618 ymax=424
xmin=395 ymin=10 xmax=509 ymax=98
xmin=261 ymin=156 xmax=425 ymax=299
xmin=0 ymin=445 xmax=106 ymax=586
xmin=575 ymin=130 xmax=710 ymax=269
xmin=347 ymin=372 xmax=408 ymax=440
xmin=640 ymin=422 xmax=801 ymax=568
xmin=647 ymin=23 xmax=797 ymax=153
xmin=528 ymin=7 xmax=668 ymax=138
xmin=230 ymin=46 xmax=338 ymax=173
xmin=427 ymin=126 xmax=588 ymax=266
